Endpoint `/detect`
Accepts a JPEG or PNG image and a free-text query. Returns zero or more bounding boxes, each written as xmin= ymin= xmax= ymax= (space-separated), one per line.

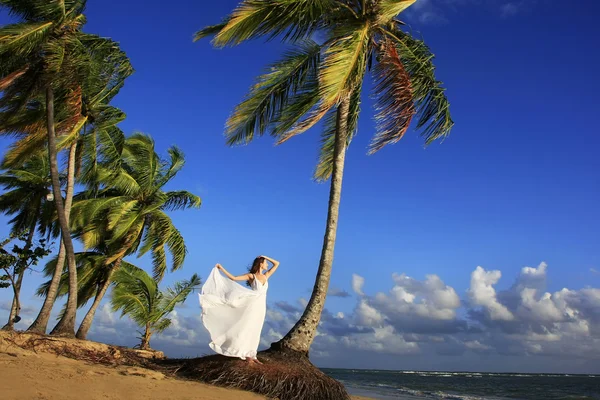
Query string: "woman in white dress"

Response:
xmin=199 ymin=255 xmax=280 ymax=364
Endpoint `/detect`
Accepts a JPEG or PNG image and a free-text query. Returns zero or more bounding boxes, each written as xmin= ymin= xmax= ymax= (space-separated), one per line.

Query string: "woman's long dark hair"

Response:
xmin=246 ymin=256 xmax=265 ymax=287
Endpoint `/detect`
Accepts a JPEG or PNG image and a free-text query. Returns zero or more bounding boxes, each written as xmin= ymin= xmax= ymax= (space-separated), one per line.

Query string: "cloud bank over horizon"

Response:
xmin=2 ymin=262 xmax=599 ymax=374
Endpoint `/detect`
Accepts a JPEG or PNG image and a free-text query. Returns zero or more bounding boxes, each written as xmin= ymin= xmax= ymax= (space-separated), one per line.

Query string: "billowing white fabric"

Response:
xmin=199 ymin=267 xmax=268 ymax=359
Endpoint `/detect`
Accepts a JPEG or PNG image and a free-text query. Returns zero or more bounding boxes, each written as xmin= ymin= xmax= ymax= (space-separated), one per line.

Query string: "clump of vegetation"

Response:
xmin=111 ymin=265 xmax=201 ymax=350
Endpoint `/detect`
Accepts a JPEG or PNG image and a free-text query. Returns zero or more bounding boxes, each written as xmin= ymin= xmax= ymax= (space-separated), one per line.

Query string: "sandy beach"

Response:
xmin=1 ymin=337 xmax=371 ymax=400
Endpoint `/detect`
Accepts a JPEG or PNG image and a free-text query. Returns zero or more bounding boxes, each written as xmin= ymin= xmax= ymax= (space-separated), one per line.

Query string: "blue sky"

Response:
xmin=1 ymin=0 xmax=599 ymax=373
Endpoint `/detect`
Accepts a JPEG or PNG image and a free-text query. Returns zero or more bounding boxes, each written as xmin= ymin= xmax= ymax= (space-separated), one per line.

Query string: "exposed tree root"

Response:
xmin=159 ymin=349 xmax=350 ymax=400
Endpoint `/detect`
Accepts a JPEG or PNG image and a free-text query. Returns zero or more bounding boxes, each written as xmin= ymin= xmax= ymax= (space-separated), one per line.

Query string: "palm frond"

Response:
xmin=386 ymin=28 xmax=454 ymax=144
xmin=212 ymin=0 xmax=334 ymax=47
xmin=225 ymin=39 xmax=321 ymax=146
xmin=111 ymin=265 xmax=157 ymax=327
xmin=376 ymin=0 xmax=417 ymax=24
xmin=278 ymin=21 xmax=371 ymax=142
xmin=165 ymin=225 xmax=186 ymax=272
xmin=0 ymin=21 xmax=53 ymax=57
xmin=2 ymin=129 xmax=47 ymax=167
xmin=369 ymin=39 xmax=415 ymax=154
xmin=156 ymin=146 xmax=185 ymax=186
xmin=155 ymin=273 xmax=201 ymax=321
xmin=163 ymin=191 xmax=201 ymax=211
xmin=194 ymin=18 xmax=230 ymax=42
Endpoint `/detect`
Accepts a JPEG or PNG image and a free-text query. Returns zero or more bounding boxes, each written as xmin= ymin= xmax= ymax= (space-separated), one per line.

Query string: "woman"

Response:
xmin=199 ymin=255 xmax=280 ymax=364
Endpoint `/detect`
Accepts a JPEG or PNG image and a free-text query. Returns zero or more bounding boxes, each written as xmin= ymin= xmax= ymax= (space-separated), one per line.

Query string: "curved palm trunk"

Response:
xmin=139 ymin=324 xmax=152 ymax=350
xmin=28 ymin=140 xmax=77 ymax=334
xmin=75 ymin=262 xmax=119 ymax=340
xmin=272 ymin=97 xmax=351 ymax=356
xmin=44 ymin=87 xmax=78 ymax=337
xmin=2 ymin=213 xmax=38 ymax=330
xmin=27 ymin=242 xmax=66 ymax=333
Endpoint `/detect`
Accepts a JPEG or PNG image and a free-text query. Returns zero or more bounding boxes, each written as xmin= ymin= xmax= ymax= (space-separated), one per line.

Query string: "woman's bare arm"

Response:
xmin=216 ymin=264 xmax=251 ymax=281
xmin=262 ymin=256 xmax=280 ymax=279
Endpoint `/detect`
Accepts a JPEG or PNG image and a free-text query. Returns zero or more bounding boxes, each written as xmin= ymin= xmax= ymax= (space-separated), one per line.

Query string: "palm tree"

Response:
xmin=111 ymin=265 xmax=201 ymax=350
xmin=0 ymin=155 xmax=54 ymax=329
xmin=0 ymin=0 xmax=131 ymax=336
xmin=196 ymin=0 xmax=453 ymax=356
xmin=68 ymin=133 xmax=201 ymax=339
xmin=30 ymin=46 xmax=133 ymax=335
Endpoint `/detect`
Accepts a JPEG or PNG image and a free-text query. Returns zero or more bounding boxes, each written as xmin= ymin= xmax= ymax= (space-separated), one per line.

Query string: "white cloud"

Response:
xmin=468 ymin=266 xmax=514 ymax=321
xmin=352 ymin=274 xmax=365 ymax=296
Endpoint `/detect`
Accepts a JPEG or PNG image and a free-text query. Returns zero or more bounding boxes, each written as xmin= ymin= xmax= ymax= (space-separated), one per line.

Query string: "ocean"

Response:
xmin=323 ymin=369 xmax=600 ymax=400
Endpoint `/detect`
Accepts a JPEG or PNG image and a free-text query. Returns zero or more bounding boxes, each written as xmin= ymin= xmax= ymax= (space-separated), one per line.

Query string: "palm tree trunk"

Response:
xmin=272 ymin=96 xmax=351 ymax=356
xmin=75 ymin=263 xmax=119 ymax=340
xmin=43 ymin=87 xmax=78 ymax=337
xmin=28 ymin=140 xmax=77 ymax=334
xmin=2 ymin=213 xmax=38 ymax=330
xmin=140 ymin=324 xmax=152 ymax=350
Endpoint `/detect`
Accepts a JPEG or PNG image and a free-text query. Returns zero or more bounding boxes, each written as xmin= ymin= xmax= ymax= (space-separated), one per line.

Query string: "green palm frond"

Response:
xmin=270 ymin=69 xmax=320 ymax=137
xmin=111 ymin=264 xmax=157 ymax=327
xmin=163 ymin=191 xmax=201 ymax=211
xmin=376 ymin=0 xmax=417 ymax=24
xmin=225 ymin=39 xmax=321 ymax=146
xmin=156 ymin=146 xmax=185 ymax=187
xmin=278 ymin=21 xmax=371 ymax=142
xmin=154 ymin=273 xmax=201 ymax=320
xmin=0 ymin=21 xmax=54 ymax=57
xmin=0 ymin=154 xmax=51 ymax=234
xmin=193 ymin=18 xmax=230 ymax=42
xmin=211 ymin=0 xmax=334 ymax=47
xmin=165 ymin=225 xmax=186 ymax=272
xmin=151 ymin=246 xmax=167 ymax=281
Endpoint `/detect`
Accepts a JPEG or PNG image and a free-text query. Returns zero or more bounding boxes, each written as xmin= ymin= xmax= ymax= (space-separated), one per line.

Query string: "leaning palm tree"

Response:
xmin=68 ymin=133 xmax=201 ymax=339
xmin=198 ymin=0 xmax=452 ymax=351
xmin=111 ymin=265 xmax=201 ymax=350
xmin=195 ymin=1 xmax=453 ymax=398
xmin=0 ymin=0 xmax=132 ymax=336
xmin=28 ymin=62 xmax=132 ymax=335
xmin=0 ymin=155 xmax=54 ymax=329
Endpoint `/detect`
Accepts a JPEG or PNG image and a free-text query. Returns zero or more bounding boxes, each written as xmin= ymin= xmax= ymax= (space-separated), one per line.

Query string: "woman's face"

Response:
xmin=261 ymin=259 xmax=268 ymax=272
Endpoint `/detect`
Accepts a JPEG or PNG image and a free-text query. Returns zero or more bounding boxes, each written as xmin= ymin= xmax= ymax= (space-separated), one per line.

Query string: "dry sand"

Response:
xmin=1 ymin=333 xmax=371 ymax=400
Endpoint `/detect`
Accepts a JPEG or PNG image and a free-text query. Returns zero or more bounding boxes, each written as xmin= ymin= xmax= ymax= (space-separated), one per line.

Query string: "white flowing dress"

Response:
xmin=198 ymin=267 xmax=268 ymax=360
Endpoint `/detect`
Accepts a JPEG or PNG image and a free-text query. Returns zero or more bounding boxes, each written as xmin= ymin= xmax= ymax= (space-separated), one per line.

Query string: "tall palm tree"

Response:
xmin=111 ymin=265 xmax=201 ymax=350
xmin=0 ymin=2 xmax=133 ymax=333
xmin=197 ymin=0 xmax=453 ymax=355
xmin=41 ymin=45 xmax=132 ymax=335
xmin=0 ymin=0 xmax=129 ymax=336
xmin=68 ymin=133 xmax=201 ymax=339
xmin=0 ymin=155 xmax=53 ymax=329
